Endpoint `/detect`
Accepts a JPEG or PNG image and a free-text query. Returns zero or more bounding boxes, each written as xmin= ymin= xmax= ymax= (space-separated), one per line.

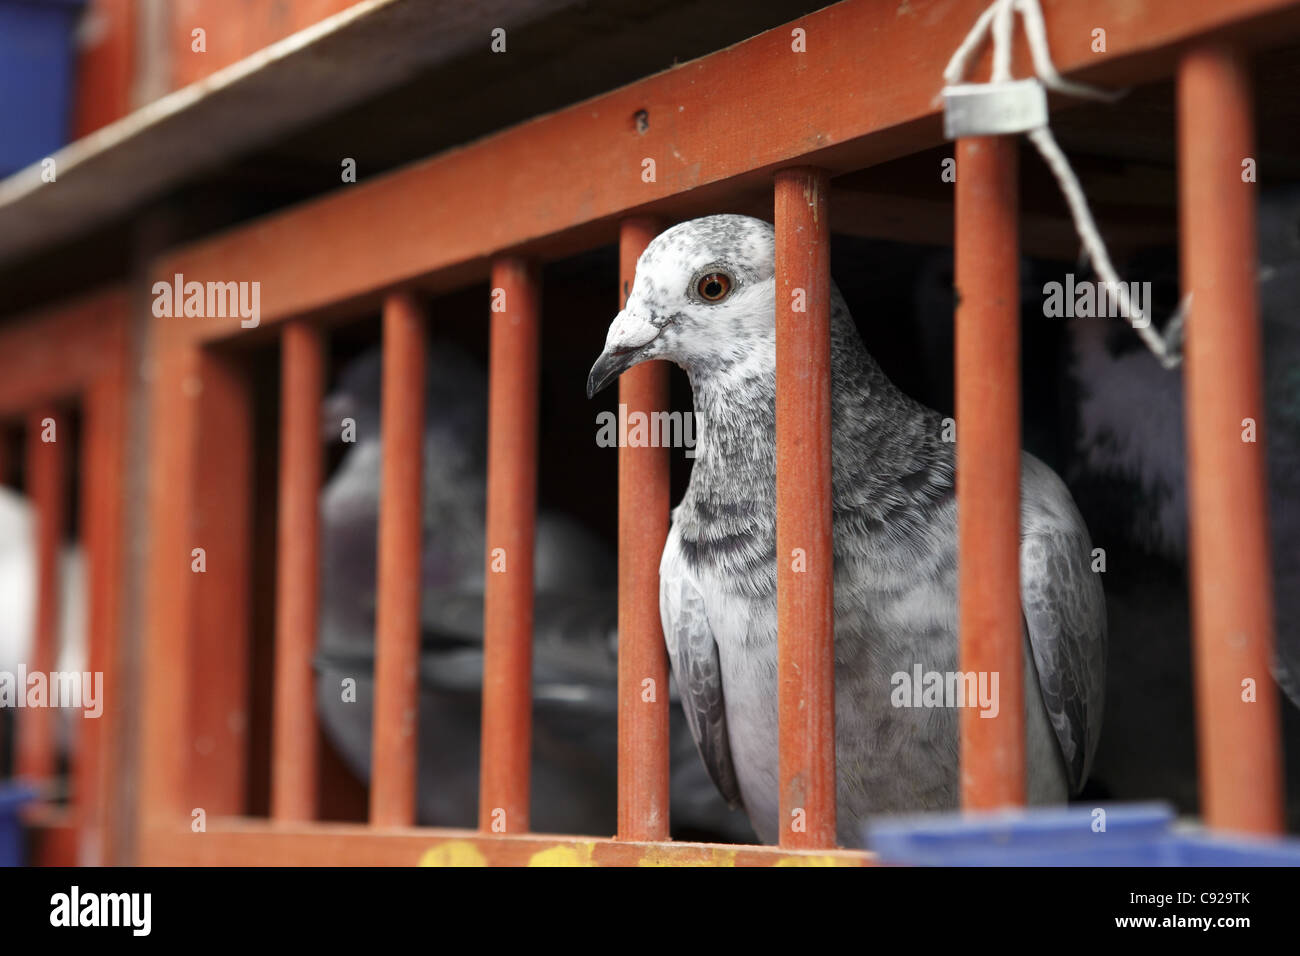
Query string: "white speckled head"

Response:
xmin=587 ymin=215 xmax=777 ymax=397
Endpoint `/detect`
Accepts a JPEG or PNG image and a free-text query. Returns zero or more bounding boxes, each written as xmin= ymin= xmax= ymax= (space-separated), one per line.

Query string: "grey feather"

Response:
xmin=1019 ymin=455 xmax=1108 ymax=791
xmin=660 ymin=523 xmax=742 ymax=808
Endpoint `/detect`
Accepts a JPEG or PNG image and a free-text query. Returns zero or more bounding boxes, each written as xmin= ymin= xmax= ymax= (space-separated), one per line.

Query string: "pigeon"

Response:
xmin=586 ymin=214 xmax=1107 ymax=846
xmin=1061 ymin=184 xmax=1300 ymax=825
xmin=316 ymin=343 xmax=756 ymax=841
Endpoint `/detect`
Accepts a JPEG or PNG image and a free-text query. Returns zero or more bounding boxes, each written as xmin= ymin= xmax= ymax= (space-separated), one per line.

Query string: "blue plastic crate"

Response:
xmin=0 ymin=783 xmax=38 ymax=867
xmin=0 ymin=0 xmax=88 ymax=177
xmin=866 ymin=803 xmax=1300 ymax=866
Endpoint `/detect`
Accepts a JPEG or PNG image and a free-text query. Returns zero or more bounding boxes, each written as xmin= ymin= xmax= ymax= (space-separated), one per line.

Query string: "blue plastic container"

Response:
xmin=0 ymin=0 xmax=88 ymax=177
xmin=0 ymin=783 xmax=38 ymax=867
xmin=866 ymin=803 xmax=1300 ymax=866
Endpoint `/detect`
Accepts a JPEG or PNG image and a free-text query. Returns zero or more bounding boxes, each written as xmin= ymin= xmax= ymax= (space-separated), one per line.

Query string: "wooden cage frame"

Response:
xmin=4 ymin=0 xmax=1297 ymax=866
xmin=0 ymin=289 xmax=130 ymax=866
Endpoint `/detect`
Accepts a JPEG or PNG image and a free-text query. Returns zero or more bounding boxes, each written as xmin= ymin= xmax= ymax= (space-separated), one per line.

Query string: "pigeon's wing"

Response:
xmin=1020 ymin=456 xmax=1108 ymax=792
xmin=333 ymin=587 xmax=619 ymax=705
xmin=415 ymin=589 xmax=619 ymax=705
xmin=659 ymin=522 xmax=742 ymax=809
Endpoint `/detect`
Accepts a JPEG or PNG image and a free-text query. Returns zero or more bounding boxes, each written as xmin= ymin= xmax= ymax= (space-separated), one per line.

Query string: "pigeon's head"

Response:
xmin=586 ymin=215 xmax=777 ymax=397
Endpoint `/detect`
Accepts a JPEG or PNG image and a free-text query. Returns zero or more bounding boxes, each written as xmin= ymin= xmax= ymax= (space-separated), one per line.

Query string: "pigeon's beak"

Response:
xmin=586 ymin=344 xmax=644 ymax=399
xmin=588 ymin=307 xmax=667 ymax=398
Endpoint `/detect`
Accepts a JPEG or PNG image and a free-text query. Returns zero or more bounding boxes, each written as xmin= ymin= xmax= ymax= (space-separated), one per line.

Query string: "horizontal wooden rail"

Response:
xmin=153 ymin=0 xmax=1300 ymax=344
xmin=0 ymin=290 xmax=128 ymax=417
xmin=144 ymin=819 xmax=874 ymax=866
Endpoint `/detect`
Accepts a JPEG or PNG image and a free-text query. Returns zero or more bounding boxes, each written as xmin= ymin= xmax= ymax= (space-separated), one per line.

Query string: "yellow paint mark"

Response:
xmin=419 ymin=841 xmax=487 ymax=867
xmin=528 ymin=842 xmax=597 ymax=867
xmin=637 ymin=847 xmax=738 ymax=867
xmin=773 ymin=855 xmax=857 ymax=867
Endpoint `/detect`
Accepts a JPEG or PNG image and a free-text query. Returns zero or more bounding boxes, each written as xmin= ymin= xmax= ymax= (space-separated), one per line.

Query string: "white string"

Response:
xmin=990 ymin=0 xmax=1016 ymax=84
xmin=942 ymin=2 xmax=1001 ymax=87
xmin=1014 ymin=0 xmax=1126 ymax=103
xmin=1026 ymin=126 xmax=1180 ymax=364
xmin=943 ymin=0 xmax=1183 ymax=368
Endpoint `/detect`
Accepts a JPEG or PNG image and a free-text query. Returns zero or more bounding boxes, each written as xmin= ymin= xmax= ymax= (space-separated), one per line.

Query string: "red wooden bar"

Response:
xmin=615 ymin=217 xmax=671 ymax=842
xmin=774 ymin=167 xmax=837 ymax=848
xmin=955 ymin=136 xmax=1026 ymax=809
xmin=1177 ymin=42 xmax=1284 ymax=834
xmin=190 ymin=354 xmax=255 ymax=817
xmin=137 ymin=339 xmax=256 ymax=860
xmin=140 ymin=338 xmax=257 ymax=853
xmin=76 ymin=391 xmax=107 ymax=856
xmin=76 ymin=340 xmax=129 ymax=864
xmin=480 ymin=258 xmax=540 ymax=834
xmin=272 ymin=323 xmax=326 ymax=821
xmin=140 ymin=342 xmax=203 ymax=837
xmin=371 ymin=294 xmax=428 ymax=827
xmin=18 ymin=406 xmax=66 ymax=784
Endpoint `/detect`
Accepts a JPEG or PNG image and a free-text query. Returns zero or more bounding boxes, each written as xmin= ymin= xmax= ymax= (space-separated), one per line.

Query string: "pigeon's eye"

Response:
xmin=697 ymin=273 xmax=732 ymax=302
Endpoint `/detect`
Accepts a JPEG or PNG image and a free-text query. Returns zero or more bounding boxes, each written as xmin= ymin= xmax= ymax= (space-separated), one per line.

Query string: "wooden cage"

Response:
xmin=2 ymin=0 xmax=1297 ymax=866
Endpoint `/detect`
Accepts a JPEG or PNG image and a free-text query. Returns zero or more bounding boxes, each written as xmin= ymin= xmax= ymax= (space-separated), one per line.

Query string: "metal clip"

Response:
xmin=943 ymin=79 xmax=1048 ymax=138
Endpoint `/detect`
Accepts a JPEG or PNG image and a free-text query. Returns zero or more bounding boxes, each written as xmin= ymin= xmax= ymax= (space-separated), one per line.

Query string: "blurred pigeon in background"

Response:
xmin=1063 ymin=185 xmax=1300 ymax=825
xmin=316 ymin=343 xmax=755 ymax=841
xmin=586 ymin=215 xmax=1106 ymax=846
